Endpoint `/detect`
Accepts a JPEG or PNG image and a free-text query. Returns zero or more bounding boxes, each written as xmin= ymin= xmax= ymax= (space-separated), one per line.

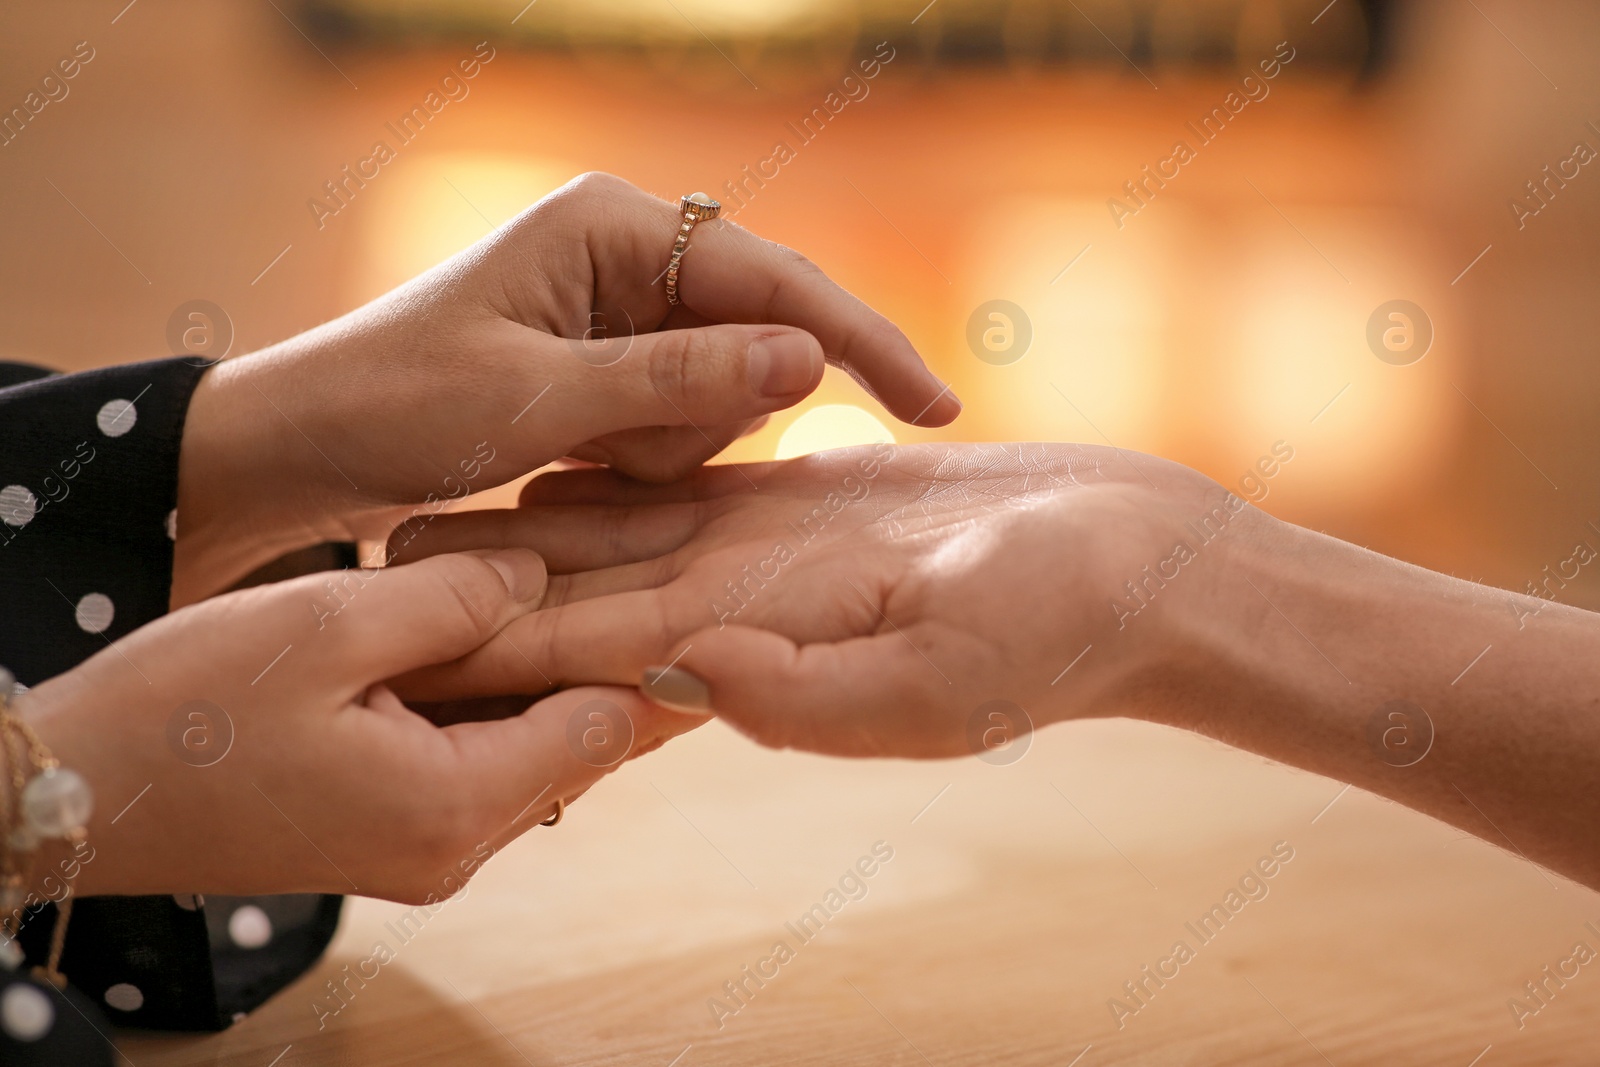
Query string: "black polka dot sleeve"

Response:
xmin=0 ymin=357 xmax=342 ymax=1037
xmin=0 ymin=357 xmax=205 ymax=678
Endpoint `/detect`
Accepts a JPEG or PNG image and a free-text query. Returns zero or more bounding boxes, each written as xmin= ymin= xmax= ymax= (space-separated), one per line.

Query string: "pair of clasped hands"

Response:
xmin=10 ymin=175 xmax=1332 ymax=901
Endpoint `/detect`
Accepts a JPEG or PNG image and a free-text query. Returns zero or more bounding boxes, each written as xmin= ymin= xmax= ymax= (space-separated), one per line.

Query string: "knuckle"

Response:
xmin=513 ymin=171 xmax=626 ymax=236
xmin=647 ymin=329 xmax=702 ymax=404
xmin=760 ymin=243 xmax=824 ymax=323
xmin=568 ymin=170 xmax=627 ymax=198
xmin=861 ymin=315 xmax=906 ymax=357
xmin=432 ymin=556 xmax=507 ymax=640
xmin=771 ymin=240 xmax=819 ymax=274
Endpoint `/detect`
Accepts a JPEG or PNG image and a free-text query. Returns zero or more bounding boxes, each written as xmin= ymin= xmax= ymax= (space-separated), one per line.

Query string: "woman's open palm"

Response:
xmin=392 ymin=443 xmax=1246 ymax=756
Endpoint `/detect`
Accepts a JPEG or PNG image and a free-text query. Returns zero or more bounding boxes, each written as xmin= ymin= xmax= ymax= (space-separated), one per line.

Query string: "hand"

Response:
xmin=389 ymin=442 xmax=1600 ymax=890
xmin=173 ymin=172 xmax=961 ymax=603
xmin=387 ymin=443 xmax=1234 ymax=756
xmin=19 ymin=548 xmax=704 ymax=902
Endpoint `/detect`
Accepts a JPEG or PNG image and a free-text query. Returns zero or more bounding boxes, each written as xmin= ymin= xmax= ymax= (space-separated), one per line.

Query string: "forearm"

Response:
xmin=1155 ymin=513 xmax=1600 ymax=887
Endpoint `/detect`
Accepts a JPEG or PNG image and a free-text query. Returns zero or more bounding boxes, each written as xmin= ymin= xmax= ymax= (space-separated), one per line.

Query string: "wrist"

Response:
xmin=172 ymin=350 xmax=344 ymax=605
xmin=1142 ymin=506 xmax=1469 ymax=762
xmin=3 ymin=680 xmax=110 ymax=908
xmin=15 ymin=666 xmax=160 ymax=899
xmin=1099 ymin=499 xmax=1309 ymax=734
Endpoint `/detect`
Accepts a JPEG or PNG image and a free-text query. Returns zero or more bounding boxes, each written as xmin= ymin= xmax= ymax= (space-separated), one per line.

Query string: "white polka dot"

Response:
xmin=103 ymin=982 xmax=144 ymax=1012
xmin=0 ymin=486 xmax=36 ymax=528
xmin=165 ymin=508 xmax=177 ymax=541
xmin=74 ymin=593 xmax=114 ymax=634
xmin=172 ymin=894 xmax=203 ymax=911
xmin=1 ymin=982 xmax=54 ymax=1041
xmin=227 ymin=904 xmax=273 ymax=949
xmin=0 ymin=939 xmax=21 ymax=970
xmin=96 ymin=399 xmax=138 ymax=437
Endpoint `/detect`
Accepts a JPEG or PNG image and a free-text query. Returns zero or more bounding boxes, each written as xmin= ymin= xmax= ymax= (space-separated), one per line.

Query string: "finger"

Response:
xmin=520 ymin=462 xmax=778 ymax=507
xmin=544 ymin=557 xmax=680 ymax=606
xmin=440 ymin=685 xmax=706 ymax=829
xmin=682 ymin=220 xmax=962 ymax=427
xmin=570 ymin=174 xmax=962 ymax=427
xmin=391 ymin=587 xmax=674 ymax=701
xmin=388 ymin=503 xmax=700 ymax=573
xmin=566 ymin=324 xmax=824 ymax=437
xmin=302 ymin=548 xmax=548 ymax=687
xmin=641 ymin=627 xmax=950 ymax=758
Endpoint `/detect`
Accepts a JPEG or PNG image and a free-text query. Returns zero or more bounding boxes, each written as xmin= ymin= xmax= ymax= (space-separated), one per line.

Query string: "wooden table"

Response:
xmin=122 ymin=716 xmax=1600 ymax=1065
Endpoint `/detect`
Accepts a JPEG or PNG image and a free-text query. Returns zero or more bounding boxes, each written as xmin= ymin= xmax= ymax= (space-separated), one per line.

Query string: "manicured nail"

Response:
xmin=642 ymin=665 xmax=711 ymax=712
xmin=748 ymin=333 xmax=821 ymax=397
xmin=477 ymin=548 xmax=548 ymax=604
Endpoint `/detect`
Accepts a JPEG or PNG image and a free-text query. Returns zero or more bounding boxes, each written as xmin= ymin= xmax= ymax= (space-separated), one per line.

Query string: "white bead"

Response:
xmin=1 ymin=982 xmax=53 ymax=1041
xmin=21 ymin=768 xmax=93 ymax=838
xmin=0 ymin=938 xmax=21 ymax=971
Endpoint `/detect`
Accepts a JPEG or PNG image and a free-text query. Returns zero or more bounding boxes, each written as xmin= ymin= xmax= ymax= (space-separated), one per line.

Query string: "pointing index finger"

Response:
xmin=591 ymin=179 xmax=963 ymax=428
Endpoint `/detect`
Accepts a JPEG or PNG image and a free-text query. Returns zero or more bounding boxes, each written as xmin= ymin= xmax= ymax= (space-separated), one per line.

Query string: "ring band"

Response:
xmin=665 ymin=192 xmax=721 ymax=306
xmin=540 ymin=797 xmax=564 ymax=827
xmin=540 ymin=796 xmax=566 ymax=831
xmin=540 ymin=798 xmax=564 ymax=827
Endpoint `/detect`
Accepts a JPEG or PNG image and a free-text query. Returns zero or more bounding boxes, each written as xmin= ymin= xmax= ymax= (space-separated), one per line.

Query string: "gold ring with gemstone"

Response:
xmin=540 ymin=797 xmax=564 ymax=827
xmin=665 ymin=192 xmax=720 ymax=306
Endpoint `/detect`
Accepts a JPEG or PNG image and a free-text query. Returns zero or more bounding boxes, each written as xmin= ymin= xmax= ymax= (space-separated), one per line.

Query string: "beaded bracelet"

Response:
xmin=0 ymin=666 xmax=93 ymax=987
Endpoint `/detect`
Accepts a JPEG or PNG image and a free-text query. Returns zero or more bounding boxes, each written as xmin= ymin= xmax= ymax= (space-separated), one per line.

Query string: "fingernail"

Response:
xmin=477 ymin=548 xmax=548 ymax=605
xmin=748 ymin=333 xmax=821 ymax=397
xmin=642 ymin=665 xmax=711 ymax=712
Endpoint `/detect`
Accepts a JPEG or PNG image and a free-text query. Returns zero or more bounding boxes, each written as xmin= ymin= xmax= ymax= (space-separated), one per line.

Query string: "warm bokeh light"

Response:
xmin=1225 ymin=207 xmax=1460 ymax=510
xmin=775 ymin=403 xmax=895 ymax=459
xmin=352 ymin=152 xmax=573 ymax=303
xmin=955 ymin=196 xmax=1170 ymax=454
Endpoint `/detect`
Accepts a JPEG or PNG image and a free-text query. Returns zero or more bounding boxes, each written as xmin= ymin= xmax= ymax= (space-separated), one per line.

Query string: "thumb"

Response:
xmin=637 ymin=626 xmax=948 ymax=758
xmin=578 ymin=324 xmax=824 ymax=434
xmin=295 ymin=548 xmax=549 ymax=688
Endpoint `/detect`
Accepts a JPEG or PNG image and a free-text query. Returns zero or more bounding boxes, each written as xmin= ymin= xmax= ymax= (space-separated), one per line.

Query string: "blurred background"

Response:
xmin=2 ymin=0 xmax=1598 ymax=600
xmin=9 ymin=3 xmax=1600 ymax=1064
